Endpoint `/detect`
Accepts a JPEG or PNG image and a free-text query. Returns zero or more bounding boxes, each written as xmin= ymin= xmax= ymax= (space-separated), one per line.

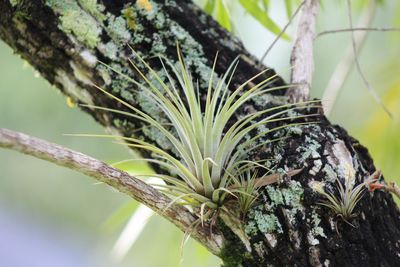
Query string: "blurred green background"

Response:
xmin=0 ymin=1 xmax=399 ymax=266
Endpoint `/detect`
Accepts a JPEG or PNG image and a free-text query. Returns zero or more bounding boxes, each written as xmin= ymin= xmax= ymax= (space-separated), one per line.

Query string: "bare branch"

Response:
xmin=286 ymin=0 xmax=319 ymax=103
xmin=317 ymin=27 xmax=400 ymax=38
xmin=0 ymin=128 xmax=223 ymax=255
xmin=322 ymin=3 xmax=376 ymax=116
xmin=260 ymin=0 xmax=305 ymax=62
xmin=346 ymin=0 xmax=392 ymax=118
xmin=386 ymin=182 xmax=400 ymax=199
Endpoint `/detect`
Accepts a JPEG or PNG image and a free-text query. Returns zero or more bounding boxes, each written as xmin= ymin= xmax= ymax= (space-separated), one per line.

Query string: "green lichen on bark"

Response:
xmin=45 ymin=0 xmax=102 ymax=48
xmin=310 ymin=210 xmax=326 ymax=239
xmin=245 ymin=209 xmax=283 ymax=236
xmin=245 ymin=181 xmax=305 ymax=237
xmin=78 ymin=0 xmax=106 ymax=21
xmin=106 ymin=15 xmax=132 ymax=44
xmin=99 ymin=41 xmax=119 ymax=60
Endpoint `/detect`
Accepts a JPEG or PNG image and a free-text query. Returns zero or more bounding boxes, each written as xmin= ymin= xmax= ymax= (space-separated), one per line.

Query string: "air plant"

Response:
xmin=82 ymin=46 xmax=318 ymax=217
xmin=312 ymin=170 xmax=381 ymax=223
xmin=312 ymin=169 xmax=388 ymax=221
xmin=315 ymin=178 xmax=365 ymax=220
xmin=229 ymin=169 xmax=263 ymax=217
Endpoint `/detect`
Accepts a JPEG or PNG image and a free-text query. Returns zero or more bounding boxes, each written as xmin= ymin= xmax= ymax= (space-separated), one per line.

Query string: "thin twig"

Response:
xmin=317 ymin=27 xmax=400 ymax=38
xmin=385 ymin=182 xmax=400 ymax=199
xmin=286 ymin=0 xmax=319 ymax=103
xmin=322 ymin=2 xmax=376 ymax=116
xmin=346 ymin=0 xmax=392 ymax=118
xmin=260 ymin=0 xmax=305 ymax=62
xmin=367 ymin=171 xmax=400 ymax=200
xmin=0 ymin=127 xmax=223 ymax=255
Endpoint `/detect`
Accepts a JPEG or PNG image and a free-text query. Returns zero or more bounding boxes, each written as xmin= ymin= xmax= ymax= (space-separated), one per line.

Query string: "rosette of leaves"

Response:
xmin=83 ymin=47 xmax=317 ymax=216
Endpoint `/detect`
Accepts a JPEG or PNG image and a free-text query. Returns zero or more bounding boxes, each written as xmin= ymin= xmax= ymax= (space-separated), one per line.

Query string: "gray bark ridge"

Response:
xmin=0 ymin=1 xmax=399 ymax=266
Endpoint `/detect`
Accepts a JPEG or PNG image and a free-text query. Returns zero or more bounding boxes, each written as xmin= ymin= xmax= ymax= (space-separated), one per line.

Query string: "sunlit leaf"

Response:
xmin=215 ymin=0 xmax=231 ymax=31
xmin=239 ymin=0 xmax=290 ymax=40
xmin=262 ymin=0 xmax=270 ymax=11
xmin=204 ymin=0 xmax=215 ymax=15
xmin=284 ymin=0 xmax=293 ymax=19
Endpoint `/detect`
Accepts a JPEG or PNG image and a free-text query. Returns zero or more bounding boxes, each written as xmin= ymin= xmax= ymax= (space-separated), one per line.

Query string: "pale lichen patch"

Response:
xmin=78 ymin=0 xmax=106 ymax=21
xmin=309 ymin=180 xmax=325 ymax=193
xmin=247 ymin=181 xmax=306 ymax=238
xmin=96 ymin=64 xmax=112 ymax=86
xmin=322 ymin=164 xmax=337 ymax=182
xmin=297 ymin=135 xmax=321 ymax=162
xmin=55 ymin=69 xmax=93 ymax=105
xmin=330 ymin=141 xmax=355 ymax=183
xmin=245 ymin=207 xmax=283 ymax=236
xmin=282 ymin=181 xmax=305 ymax=223
xmin=310 ymin=210 xmax=326 ymax=239
xmin=70 ymin=62 xmax=93 ymax=86
xmin=80 ymin=50 xmax=97 ymax=67
xmin=253 ymin=241 xmax=266 ymax=257
xmin=106 ymin=15 xmax=132 ymax=44
xmin=307 ymin=231 xmax=320 ymax=245
xmin=309 ymin=159 xmax=322 ymax=175
xmin=99 ymin=42 xmax=119 ymax=60
xmin=45 ymin=0 xmax=102 ymax=48
xmin=264 ymin=233 xmax=278 ymax=248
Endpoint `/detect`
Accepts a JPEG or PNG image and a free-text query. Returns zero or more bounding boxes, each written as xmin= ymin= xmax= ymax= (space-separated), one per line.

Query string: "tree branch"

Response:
xmin=0 ymin=127 xmax=223 ymax=255
xmin=317 ymin=27 xmax=400 ymax=38
xmin=286 ymin=0 xmax=319 ymax=103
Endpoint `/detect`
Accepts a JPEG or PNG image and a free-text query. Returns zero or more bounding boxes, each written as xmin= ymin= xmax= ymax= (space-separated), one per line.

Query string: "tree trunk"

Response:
xmin=1 ymin=1 xmax=399 ymax=266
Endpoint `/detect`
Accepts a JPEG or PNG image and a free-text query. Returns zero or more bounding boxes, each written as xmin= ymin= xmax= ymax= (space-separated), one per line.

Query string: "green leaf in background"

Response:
xmin=239 ymin=0 xmax=290 ymax=40
xmin=199 ymin=0 xmax=292 ymax=40
xmin=215 ymin=0 xmax=232 ymax=31
xmin=284 ymin=0 xmax=293 ymax=19
xmin=262 ymin=0 xmax=270 ymax=11
xmin=204 ymin=0 xmax=215 ymax=15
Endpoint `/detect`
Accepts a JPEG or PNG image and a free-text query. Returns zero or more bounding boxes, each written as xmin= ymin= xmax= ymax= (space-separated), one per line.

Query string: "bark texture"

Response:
xmin=0 ymin=1 xmax=399 ymax=266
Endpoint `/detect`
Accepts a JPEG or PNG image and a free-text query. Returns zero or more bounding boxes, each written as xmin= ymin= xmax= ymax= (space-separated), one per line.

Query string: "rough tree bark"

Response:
xmin=0 ymin=1 xmax=399 ymax=266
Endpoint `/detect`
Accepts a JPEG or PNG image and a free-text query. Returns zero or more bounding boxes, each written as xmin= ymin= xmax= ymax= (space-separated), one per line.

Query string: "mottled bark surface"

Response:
xmin=0 ymin=1 xmax=399 ymax=266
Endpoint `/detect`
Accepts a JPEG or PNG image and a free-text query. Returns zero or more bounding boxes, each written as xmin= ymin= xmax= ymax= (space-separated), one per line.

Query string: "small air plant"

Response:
xmin=227 ymin=169 xmax=263 ymax=218
xmin=311 ymin=170 xmax=382 ymax=223
xmin=83 ymin=46 xmax=318 ymax=219
xmin=313 ymin=178 xmax=365 ymax=221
